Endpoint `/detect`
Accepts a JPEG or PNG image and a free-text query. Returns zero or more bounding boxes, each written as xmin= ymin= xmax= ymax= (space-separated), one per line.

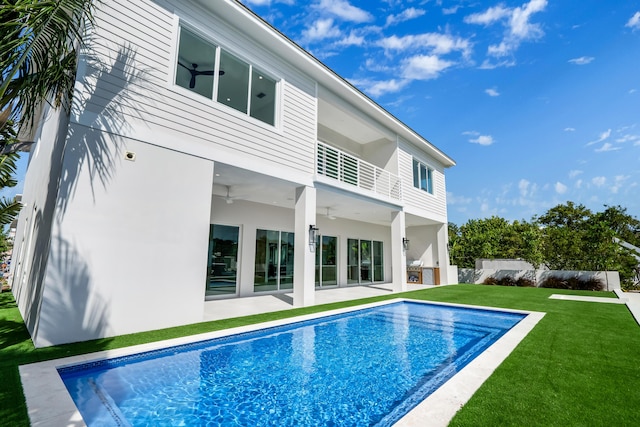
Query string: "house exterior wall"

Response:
xmin=11 ymin=0 xmax=456 ymax=346
xmin=10 ymin=103 xmax=69 ymax=339
xmin=33 ymin=132 xmax=213 ymax=347
xmin=77 ymin=0 xmax=317 ymax=185
xmin=397 ymin=138 xmax=447 ymax=223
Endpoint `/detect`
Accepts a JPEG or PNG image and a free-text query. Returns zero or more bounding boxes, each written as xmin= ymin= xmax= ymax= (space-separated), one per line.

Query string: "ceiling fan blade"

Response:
xmin=189 ymin=75 xmax=196 ymax=88
xmin=196 ymin=70 xmax=215 ymax=76
xmin=178 ymin=61 xmax=189 ymax=70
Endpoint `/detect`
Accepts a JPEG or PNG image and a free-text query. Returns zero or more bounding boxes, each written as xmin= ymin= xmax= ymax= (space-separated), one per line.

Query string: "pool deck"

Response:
xmin=19 ymin=285 xmax=638 ymax=427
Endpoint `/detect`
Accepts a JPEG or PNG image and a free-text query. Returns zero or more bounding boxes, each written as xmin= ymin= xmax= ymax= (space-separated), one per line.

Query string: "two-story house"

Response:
xmin=10 ymin=0 xmax=456 ymax=347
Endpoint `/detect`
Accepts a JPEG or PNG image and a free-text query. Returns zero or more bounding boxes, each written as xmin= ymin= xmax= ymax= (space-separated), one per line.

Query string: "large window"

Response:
xmin=254 ymin=229 xmax=294 ymax=292
xmin=347 ymin=238 xmax=384 ymax=284
xmin=175 ymin=26 xmax=277 ymax=126
xmin=412 ymin=158 xmax=434 ymax=194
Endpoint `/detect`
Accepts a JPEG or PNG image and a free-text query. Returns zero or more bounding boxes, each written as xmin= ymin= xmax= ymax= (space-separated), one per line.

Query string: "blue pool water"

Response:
xmin=59 ymin=301 xmax=525 ymax=426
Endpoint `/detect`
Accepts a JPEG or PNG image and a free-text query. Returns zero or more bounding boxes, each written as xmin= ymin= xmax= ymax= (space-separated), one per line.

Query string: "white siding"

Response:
xmin=76 ymin=0 xmax=317 ymax=182
xmin=398 ymin=139 xmax=448 ymax=222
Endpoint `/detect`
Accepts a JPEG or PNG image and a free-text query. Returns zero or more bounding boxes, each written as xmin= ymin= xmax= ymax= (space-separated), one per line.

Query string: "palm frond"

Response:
xmin=0 ymin=0 xmax=98 ymax=126
xmin=0 ymin=153 xmax=20 ymax=189
xmin=0 ymin=197 xmax=22 ymax=227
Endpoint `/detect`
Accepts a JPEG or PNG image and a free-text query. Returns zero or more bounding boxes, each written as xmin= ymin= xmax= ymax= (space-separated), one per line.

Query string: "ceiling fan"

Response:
xmin=325 ymin=207 xmax=336 ymax=220
xmin=178 ymin=61 xmax=224 ymax=88
xmin=222 ymin=185 xmax=236 ymax=204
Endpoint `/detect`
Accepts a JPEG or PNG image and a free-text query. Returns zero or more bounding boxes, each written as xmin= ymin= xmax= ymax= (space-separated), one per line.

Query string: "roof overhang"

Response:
xmin=192 ymin=0 xmax=456 ymax=168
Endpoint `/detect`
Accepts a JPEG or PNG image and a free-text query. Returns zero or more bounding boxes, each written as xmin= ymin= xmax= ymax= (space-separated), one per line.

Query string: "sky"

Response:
xmin=237 ymin=0 xmax=640 ymax=225
xmin=3 ymin=1 xmax=639 ymax=227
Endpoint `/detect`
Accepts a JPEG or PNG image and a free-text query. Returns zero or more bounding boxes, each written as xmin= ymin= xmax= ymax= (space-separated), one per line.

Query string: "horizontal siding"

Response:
xmin=398 ymin=140 xmax=447 ymax=220
xmin=77 ymin=0 xmax=317 ymax=177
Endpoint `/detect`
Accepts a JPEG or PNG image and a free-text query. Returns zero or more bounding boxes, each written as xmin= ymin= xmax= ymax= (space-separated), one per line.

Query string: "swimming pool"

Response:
xmin=58 ymin=301 xmax=526 ymax=426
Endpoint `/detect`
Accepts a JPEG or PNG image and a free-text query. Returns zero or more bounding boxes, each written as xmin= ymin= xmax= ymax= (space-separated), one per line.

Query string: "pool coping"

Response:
xmin=19 ymin=299 xmax=545 ymax=426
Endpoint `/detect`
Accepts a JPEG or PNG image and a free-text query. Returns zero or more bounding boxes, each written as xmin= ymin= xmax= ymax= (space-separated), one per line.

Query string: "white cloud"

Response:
xmin=336 ymin=31 xmax=365 ymax=46
xmin=385 ymin=7 xmax=426 ymax=27
xmin=595 ymin=142 xmax=621 ymax=152
xmin=519 ymin=179 xmax=531 ymax=197
xmin=616 ymin=134 xmax=640 ymax=143
xmin=611 ymin=175 xmax=629 ymax=194
xmin=447 ymin=192 xmax=472 ymax=205
xmin=564 ymin=127 xmax=576 ymax=132
xmin=464 ymin=5 xmax=510 ymax=25
xmin=302 ymin=18 xmax=342 ymax=41
xmin=443 ymin=6 xmax=461 ymax=15
xmin=401 ymin=54 xmax=454 ymax=80
xmin=569 ymin=170 xmax=583 ymax=178
xmin=586 ymin=128 xmax=611 ymax=146
xmin=468 ymin=134 xmax=495 ymax=146
xmin=568 ymin=56 xmax=594 ymax=65
xmin=592 ymin=176 xmax=607 ymax=187
xmin=575 ymin=179 xmax=583 ymax=189
xmin=485 ymin=88 xmax=500 ymax=96
xmin=362 ymin=78 xmax=410 ymax=97
xmin=377 ymin=33 xmax=471 ymax=57
xmin=317 ymin=0 xmax=373 ymax=23
xmin=555 ymin=182 xmax=568 ymax=194
xmin=626 ymin=11 xmax=640 ymax=31
xmin=465 ymin=0 xmax=548 ymax=58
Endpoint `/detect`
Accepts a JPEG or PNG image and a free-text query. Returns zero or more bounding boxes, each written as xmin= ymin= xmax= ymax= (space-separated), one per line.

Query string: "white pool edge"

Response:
xmin=19 ymin=299 xmax=544 ymax=427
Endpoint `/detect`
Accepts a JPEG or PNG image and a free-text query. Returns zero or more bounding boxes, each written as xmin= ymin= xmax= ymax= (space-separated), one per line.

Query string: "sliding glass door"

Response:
xmin=347 ymin=238 xmax=384 ymax=285
xmin=315 ymin=235 xmax=337 ymax=288
xmin=206 ymin=224 xmax=239 ymax=298
xmin=254 ymin=229 xmax=294 ymax=292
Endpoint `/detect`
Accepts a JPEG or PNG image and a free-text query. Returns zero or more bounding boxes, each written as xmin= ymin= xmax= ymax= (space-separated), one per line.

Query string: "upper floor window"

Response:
xmin=175 ymin=26 xmax=277 ymax=126
xmin=412 ymin=158 xmax=433 ymax=194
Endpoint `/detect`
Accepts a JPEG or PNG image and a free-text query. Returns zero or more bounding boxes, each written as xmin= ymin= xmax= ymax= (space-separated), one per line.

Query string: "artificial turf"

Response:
xmin=1 ymin=285 xmax=639 ymax=426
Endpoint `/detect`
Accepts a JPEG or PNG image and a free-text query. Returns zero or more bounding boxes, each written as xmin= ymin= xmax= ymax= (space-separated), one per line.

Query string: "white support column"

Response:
xmin=293 ymin=186 xmax=316 ymax=307
xmin=436 ymin=223 xmax=450 ymax=285
xmin=391 ymin=210 xmax=407 ymax=292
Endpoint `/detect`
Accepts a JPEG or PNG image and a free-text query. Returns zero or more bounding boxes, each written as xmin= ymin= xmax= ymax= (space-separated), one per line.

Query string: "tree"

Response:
xmin=0 ymin=0 xmax=97 ymax=136
xmin=449 ymin=216 xmax=542 ymax=268
xmin=535 ymin=202 xmax=593 ymax=270
xmin=0 ymin=119 xmax=22 ymax=226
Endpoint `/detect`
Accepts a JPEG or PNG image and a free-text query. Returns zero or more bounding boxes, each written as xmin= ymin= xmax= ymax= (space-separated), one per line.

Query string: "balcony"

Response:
xmin=316 ymin=141 xmax=402 ymax=201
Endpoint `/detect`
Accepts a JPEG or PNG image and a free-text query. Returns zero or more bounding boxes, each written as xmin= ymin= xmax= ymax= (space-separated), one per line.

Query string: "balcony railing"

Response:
xmin=316 ymin=141 xmax=402 ymax=201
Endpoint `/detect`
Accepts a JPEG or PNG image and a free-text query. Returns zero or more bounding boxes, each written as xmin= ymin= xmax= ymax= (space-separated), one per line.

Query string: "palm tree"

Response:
xmin=0 ymin=118 xmax=23 ymax=226
xmin=0 ymin=0 xmax=97 ymax=132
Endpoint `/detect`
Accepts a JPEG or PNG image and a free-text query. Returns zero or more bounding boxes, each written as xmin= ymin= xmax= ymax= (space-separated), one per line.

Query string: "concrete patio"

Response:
xmin=203 ymin=283 xmax=431 ymax=321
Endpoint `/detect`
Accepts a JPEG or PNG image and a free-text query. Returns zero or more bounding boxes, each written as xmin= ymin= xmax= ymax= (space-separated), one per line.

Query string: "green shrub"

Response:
xmin=539 ymin=276 xmax=604 ymax=291
xmin=516 ymin=277 xmax=536 ymax=287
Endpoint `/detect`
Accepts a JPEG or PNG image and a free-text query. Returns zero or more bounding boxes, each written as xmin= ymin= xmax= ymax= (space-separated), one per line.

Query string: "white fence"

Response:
xmin=458 ymin=268 xmax=620 ymax=291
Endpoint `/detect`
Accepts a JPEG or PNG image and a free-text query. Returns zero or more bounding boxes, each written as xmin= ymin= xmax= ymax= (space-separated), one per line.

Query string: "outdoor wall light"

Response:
xmin=309 ymin=225 xmax=319 ymax=251
xmin=402 ymin=237 xmax=410 ymax=251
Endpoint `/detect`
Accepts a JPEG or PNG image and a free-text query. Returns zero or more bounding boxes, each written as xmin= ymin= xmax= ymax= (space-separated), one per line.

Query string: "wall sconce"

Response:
xmin=402 ymin=237 xmax=410 ymax=251
xmin=309 ymin=225 xmax=319 ymax=251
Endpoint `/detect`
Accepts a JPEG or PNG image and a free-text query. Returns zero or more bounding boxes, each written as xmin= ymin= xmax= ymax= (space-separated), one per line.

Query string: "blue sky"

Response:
xmin=239 ymin=0 xmax=640 ymax=225
xmin=4 ymin=1 xmax=639 ymax=227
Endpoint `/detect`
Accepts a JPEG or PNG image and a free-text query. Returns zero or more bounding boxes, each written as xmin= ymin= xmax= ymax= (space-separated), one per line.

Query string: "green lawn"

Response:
xmin=2 ymin=285 xmax=639 ymax=426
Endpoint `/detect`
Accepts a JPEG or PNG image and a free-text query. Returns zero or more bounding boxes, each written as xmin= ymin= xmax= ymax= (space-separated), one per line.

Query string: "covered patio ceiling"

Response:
xmin=212 ymin=162 xmax=442 ymax=227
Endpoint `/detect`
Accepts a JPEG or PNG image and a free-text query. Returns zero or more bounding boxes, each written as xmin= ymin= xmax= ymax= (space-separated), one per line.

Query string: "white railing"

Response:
xmin=316 ymin=141 xmax=402 ymax=201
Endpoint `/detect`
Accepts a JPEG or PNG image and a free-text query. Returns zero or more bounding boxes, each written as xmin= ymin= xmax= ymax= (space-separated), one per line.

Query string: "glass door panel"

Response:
xmin=347 ymin=238 xmax=359 ymax=284
xmin=373 ymin=241 xmax=383 ymax=282
xmin=315 ymin=235 xmax=337 ymax=287
xmin=254 ymin=229 xmax=279 ymax=292
xmin=360 ymin=240 xmax=372 ymax=283
xmin=206 ymin=224 xmax=239 ymax=298
xmin=279 ymin=231 xmax=295 ymax=290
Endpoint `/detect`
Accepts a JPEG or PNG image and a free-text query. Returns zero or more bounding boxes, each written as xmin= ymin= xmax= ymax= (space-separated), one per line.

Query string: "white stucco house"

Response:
xmin=10 ymin=0 xmax=456 ymax=347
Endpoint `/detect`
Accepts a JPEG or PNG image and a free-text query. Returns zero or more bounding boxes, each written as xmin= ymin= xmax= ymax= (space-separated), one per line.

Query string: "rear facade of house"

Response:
xmin=10 ymin=0 xmax=456 ymax=347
